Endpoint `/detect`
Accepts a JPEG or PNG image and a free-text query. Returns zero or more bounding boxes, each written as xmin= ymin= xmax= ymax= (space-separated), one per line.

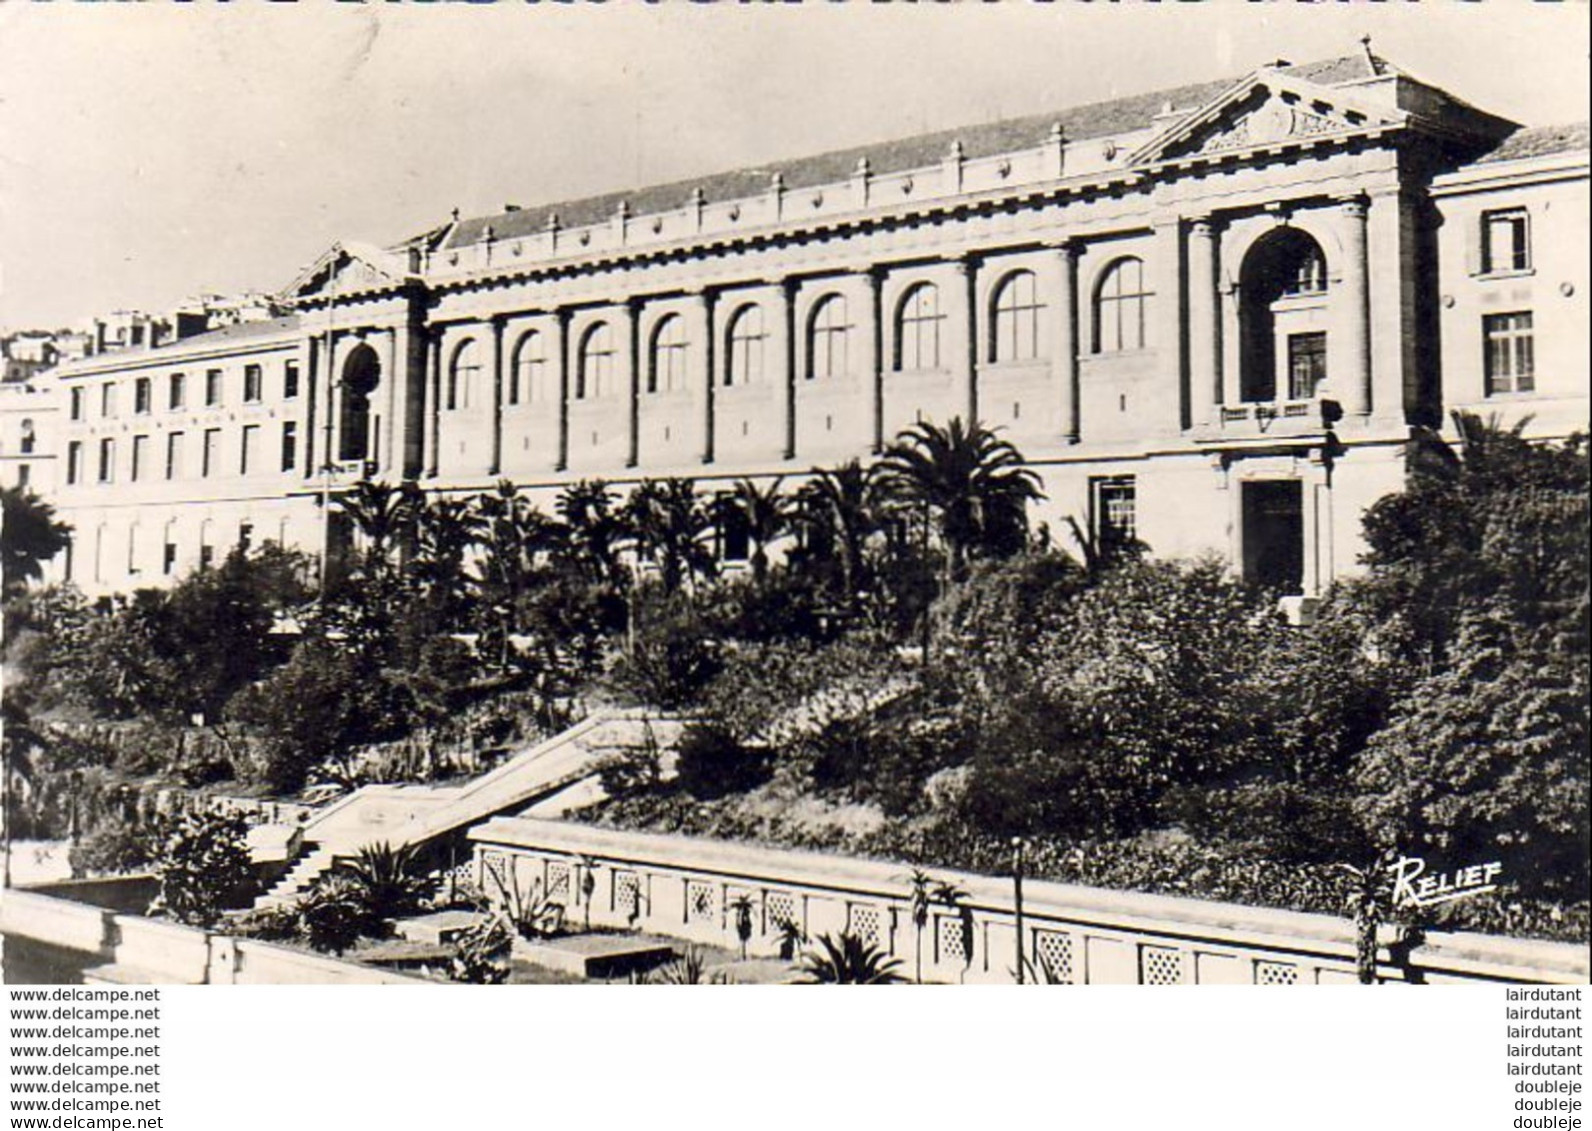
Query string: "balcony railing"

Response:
xmin=1217 ymin=399 xmax=1322 ymax=434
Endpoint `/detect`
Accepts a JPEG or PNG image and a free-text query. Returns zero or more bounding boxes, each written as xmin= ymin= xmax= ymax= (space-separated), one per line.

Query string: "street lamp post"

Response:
xmin=1012 ymin=836 xmax=1028 ymax=984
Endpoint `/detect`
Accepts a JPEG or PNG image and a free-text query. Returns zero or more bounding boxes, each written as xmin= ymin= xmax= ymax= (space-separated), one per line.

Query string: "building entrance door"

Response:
xmin=1241 ymin=480 xmax=1304 ymax=594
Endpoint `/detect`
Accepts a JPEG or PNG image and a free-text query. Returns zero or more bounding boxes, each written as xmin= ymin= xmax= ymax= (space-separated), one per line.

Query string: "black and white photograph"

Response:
xmin=0 ymin=0 xmax=1586 ymax=1020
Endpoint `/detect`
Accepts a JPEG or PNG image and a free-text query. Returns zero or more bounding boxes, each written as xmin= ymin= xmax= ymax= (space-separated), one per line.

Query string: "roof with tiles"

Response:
xmin=442 ymin=53 xmax=1391 ymax=253
xmin=1473 ymin=122 xmax=1590 ymax=165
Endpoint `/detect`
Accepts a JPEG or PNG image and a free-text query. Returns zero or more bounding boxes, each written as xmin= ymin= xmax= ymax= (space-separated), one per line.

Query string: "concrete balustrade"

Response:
xmin=468 ymin=818 xmax=1590 ymax=985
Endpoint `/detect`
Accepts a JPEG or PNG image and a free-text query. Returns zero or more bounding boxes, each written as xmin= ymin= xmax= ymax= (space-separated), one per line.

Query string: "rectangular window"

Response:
xmin=16 ymin=463 xmax=29 ymax=488
xmin=70 ymin=388 xmax=85 ymax=421
xmin=283 ymin=361 xmax=300 ymax=400
xmin=240 ymin=424 xmax=259 ymax=475
xmin=1090 ymin=475 xmax=1137 ymax=556
xmin=243 ymin=364 xmax=263 ymax=403
xmin=134 ymin=377 xmax=152 ymax=415
xmin=163 ymin=541 xmax=178 ymax=576
xmin=202 ymin=428 xmax=221 ymax=477
xmin=169 ymin=373 xmax=186 ymax=410
xmin=166 ymin=432 xmax=185 ymax=480
xmin=100 ymin=383 xmax=117 ymax=419
xmin=1483 ymin=311 xmax=1535 ymax=395
xmin=1482 ymin=208 xmax=1530 ymax=274
xmin=205 ymin=369 xmax=223 ymax=407
xmin=131 ymin=434 xmax=149 ymax=482
xmin=238 ymin=521 xmax=254 ymax=553
xmin=281 ymin=421 xmax=299 ymax=472
xmin=67 ymin=441 xmax=83 ymax=485
xmin=199 ymin=543 xmax=215 ymax=571
xmin=1287 ymin=332 xmax=1328 ymax=401
xmin=97 ymin=437 xmax=115 ymax=483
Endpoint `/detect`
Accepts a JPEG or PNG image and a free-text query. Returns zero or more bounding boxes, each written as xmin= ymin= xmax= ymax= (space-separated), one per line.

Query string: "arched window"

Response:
xmin=447 ymin=340 xmax=480 ymax=411
xmin=649 ymin=314 xmax=688 ymax=394
xmin=896 ymin=283 xmax=943 ymax=371
xmin=807 ymin=295 xmax=849 ymax=381
xmin=990 ymin=270 xmax=1044 ymax=363
xmin=577 ymin=323 xmax=614 ymax=399
xmin=1094 ymin=258 xmax=1152 ymax=353
xmin=725 ymin=305 xmax=765 ymax=387
xmin=1237 ymin=229 xmax=1330 ymax=403
xmin=510 ymin=331 xmax=547 ymax=406
xmin=339 ymin=345 xmax=381 ymax=463
xmin=19 ymin=419 xmax=35 ymax=455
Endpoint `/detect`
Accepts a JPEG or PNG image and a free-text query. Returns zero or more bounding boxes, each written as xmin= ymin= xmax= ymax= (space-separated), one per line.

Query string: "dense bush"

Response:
xmin=148 ymin=810 xmax=255 ymax=928
xmin=672 ymin=723 xmax=771 ymax=800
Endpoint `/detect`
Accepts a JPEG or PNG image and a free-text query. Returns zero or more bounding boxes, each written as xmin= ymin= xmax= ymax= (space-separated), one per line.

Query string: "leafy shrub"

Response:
xmin=147 ymin=810 xmax=255 ymax=928
xmin=68 ymin=817 xmax=153 ymax=877
xmin=798 ymin=931 xmax=904 ymax=984
xmin=448 ymin=914 xmax=513 ymax=984
xmin=298 ymin=873 xmax=372 ymax=954
xmin=611 ymin=599 xmax=722 ymax=710
xmin=673 ymin=723 xmax=771 ymax=800
xmin=227 ymin=903 xmax=301 ymax=943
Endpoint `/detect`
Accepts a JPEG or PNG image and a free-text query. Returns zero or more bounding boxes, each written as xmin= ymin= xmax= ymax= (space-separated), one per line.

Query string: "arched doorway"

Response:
xmin=1237 ymin=229 xmax=1328 ymax=404
xmin=339 ymin=345 xmax=381 ymax=462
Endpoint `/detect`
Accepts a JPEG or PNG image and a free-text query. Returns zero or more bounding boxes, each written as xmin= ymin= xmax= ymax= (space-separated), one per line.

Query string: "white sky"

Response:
xmin=0 ymin=2 xmax=1586 ymax=332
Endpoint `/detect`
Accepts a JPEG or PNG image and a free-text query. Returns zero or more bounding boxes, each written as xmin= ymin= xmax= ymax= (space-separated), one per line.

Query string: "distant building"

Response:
xmin=33 ymin=47 xmax=1592 ymax=599
xmin=0 ymin=378 xmax=58 ymax=495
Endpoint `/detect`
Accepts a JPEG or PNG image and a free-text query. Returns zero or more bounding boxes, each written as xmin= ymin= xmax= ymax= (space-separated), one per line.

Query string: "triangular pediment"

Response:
xmin=282 ymin=241 xmax=408 ymax=301
xmin=1130 ymin=69 xmax=1407 ymax=166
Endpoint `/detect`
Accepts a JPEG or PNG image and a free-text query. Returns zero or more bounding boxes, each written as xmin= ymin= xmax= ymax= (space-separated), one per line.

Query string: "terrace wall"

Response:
xmin=469 ymin=818 xmax=1590 ymax=985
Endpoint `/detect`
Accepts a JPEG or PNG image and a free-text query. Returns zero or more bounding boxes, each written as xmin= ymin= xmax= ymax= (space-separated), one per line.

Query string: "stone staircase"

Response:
xmin=254 ymin=710 xmax=682 ymax=909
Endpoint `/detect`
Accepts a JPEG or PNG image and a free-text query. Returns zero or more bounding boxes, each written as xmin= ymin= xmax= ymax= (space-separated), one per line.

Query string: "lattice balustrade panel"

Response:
xmin=848 ymin=903 xmax=884 ymax=947
xmin=1141 ymin=945 xmax=1185 ymax=986
xmin=481 ymin=851 xmax=508 ymax=896
xmin=546 ymin=861 xmax=572 ymax=902
xmin=764 ymin=890 xmax=797 ymax=933
xmin=686 ymin=881 xmax=718 ymax=925
xmin=1255 ymin=960 xmax=1300 ymax=985
xmin=1031 ymin=930 xmax=1075 ymax=984
xmin=613 ymin=870 xmax=641 ymax=920
xmin=936 ymin=913 xmax=967 ymax=965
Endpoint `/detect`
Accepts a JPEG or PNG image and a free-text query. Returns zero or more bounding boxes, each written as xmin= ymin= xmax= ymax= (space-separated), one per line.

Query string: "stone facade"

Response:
xmin=37 ymin=50 xmax=1590 ymax=598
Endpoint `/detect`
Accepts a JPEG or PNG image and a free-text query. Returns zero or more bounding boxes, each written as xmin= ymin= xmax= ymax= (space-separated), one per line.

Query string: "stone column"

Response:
xmin=488 ymin=317 xmax=505 ymax=476
xmin=382 ymin=327 xmax=400 ymax=476
xmin=1188 ymin=218 xmax=1222 ymax=429
xmin=950 ymin=257 xmax=979 ymax=425
xmin=780 ymin=279 xmax=799 ymax=460
xmin=1052 ymin=241 xmax=1081 ymax=443
xmin=323 ymin=331 xmax=339 ymax=470
xmin=862 ymin=269 xmax=884 ymax=453
xmin=554 ymin=310 xmax=571 ymax=472
xmin=1336 ymin=194 xmax=1372 ymax=419
xmin=626 ymin=299 xmax=643 ymax=468
xmin=425 ymin=333 xmax=442 ymax=478
xmin=303 ymin=336 xmax=320 ymax=480
xmin=688 ymin=290 xmax=717 ymax=464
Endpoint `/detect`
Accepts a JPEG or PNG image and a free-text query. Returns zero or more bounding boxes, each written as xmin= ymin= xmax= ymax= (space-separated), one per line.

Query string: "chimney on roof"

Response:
xmin=1359 ymin=33 xmax=1379 ymax=74
xmin=692 ymin=187 xmax=706 ymax=232
xmin=1049 ymin=122 xmax=1067 ymax=178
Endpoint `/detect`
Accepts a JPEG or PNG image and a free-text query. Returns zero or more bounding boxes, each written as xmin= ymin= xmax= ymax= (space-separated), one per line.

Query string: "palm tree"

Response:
xmin=876 ymin=418 xmax=1043 ymax=586
xmin=555 ymin=479 xmax=627 ymax=586
xmin=470 ymin=481 xmax=561 ymax=666
xmin=724 ymin=477 xmax=788 ymax=584
xmin=410 ymin=494 xmax=485 ymax=607
xmin=795 ymin=461 xmax=883 ymax=605
xmin=335 ymin=479 xmax=421 ymax=579
xmin=903 ymin=868 xmax=934 ymax=984
xmin=1 ymin=486 xmax=72 ymax=600
xmin=625 ymin=478 xmax=717 ymax=593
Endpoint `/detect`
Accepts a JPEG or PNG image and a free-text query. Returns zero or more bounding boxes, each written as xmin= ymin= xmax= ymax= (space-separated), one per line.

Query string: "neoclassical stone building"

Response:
xmin=42 ymin=47 xmax=1590 ymax=599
